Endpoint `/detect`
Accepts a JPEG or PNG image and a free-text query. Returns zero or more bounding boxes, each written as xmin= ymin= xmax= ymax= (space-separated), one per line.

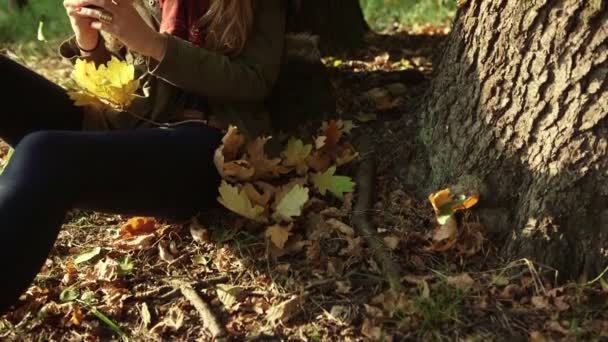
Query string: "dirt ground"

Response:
xmin=1 ymin=26 xmax=607 ymax=342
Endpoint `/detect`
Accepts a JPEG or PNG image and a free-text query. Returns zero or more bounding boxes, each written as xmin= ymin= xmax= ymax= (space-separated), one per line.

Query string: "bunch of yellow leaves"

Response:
xmin=68 ymin=57 xmax=139 ymax=111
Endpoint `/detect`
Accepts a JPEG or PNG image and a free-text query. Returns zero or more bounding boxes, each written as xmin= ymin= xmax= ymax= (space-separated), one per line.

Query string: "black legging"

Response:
xmin=0 ymin=55 xmax=223 ymax=313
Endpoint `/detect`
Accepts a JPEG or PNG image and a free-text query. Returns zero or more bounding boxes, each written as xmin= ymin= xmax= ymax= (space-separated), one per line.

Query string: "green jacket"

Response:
xmin=59 ymin=0 xmax=287 ymax=139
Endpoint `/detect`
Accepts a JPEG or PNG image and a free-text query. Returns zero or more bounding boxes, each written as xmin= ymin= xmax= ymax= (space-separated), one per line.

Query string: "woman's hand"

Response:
xmin=64 ymin=0 xmax=99 ymax=51
xmin=67 ymin=0 xmax=167 ymax=61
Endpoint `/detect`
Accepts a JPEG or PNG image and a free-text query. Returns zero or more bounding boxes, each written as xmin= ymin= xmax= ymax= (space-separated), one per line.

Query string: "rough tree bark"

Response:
xmin=289 ymin=0 xmax=369 ymax=54
xmin=417 ymin=0 xmax=607 ymax=280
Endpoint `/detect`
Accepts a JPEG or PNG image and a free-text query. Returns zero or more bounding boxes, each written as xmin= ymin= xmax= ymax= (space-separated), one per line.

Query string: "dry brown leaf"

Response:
xmin=336 ymin=143 xmax=360 ymax=166
xmin=529 ymin=331 xmax=551 ymax=342
xmin=221 ymin=125 xmax=245 ymax=161
xmin=545 ymin=320 xmax=569 ymax=335
xmin=321 ymin=120 xmax=342 ymax=149
xmin=100 ymin=287 xmax=130 ymax=316
xmin=314 ymin=136 xmax=327 ymax=150
xmin=265 ymin=295 xmax=302 ymax=325
xmin=150 ymin=305 xmax=184 ymax=335
xmin=361 ymin=318 xmax=383 ymax=340
xmin=70 ymin=305 xmax=84 ymax=326
xmin=364 ymin=304 xmax=384 ymax=318
xmin=242 ymin=182 xmax=275 ymax=207
xmin=158 ymin=241 xmax=176 ymax=262
xmin=531 ymin=296 xmax=550 ymax=310
xmin=113 ymin=233 xmax=155 ymax=251
xmin=308 ymin=150 xmax=332 ymax=172
xmin=326 ymin=218 xmax=355 ymax=237
xmin=265 ymin=223 xmax=294 ymax=249
xmin=91 ymin=257 xmax=119 ymax=282
xmin=189 ymin=217 xmax=209 ymax=244
xmin=447 ymin=273 xmax=475 ymax=290
xmin=222 ymin=160 xmax=255 ymax=181
xmin=499 ymin=284 xmax=521 ymax=300
xmin=62 ymin=261 xmax=78 ymax=286
xmin=428 ymin=216 xmax=458 ymax=252
xmin=246 ymin=137 xmax=287 ymax=179
xmin=216 ymin=284 xmax=246 ymax=311
xmin=383 ymin=235 xmax=400 ymax=250
xmin=121 ymin=217 xmax=157 ymax=237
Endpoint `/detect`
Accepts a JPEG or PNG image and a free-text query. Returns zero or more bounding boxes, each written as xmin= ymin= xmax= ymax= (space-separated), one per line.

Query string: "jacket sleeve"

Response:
xmin=148 ymin=0 xmax=286 ymax=103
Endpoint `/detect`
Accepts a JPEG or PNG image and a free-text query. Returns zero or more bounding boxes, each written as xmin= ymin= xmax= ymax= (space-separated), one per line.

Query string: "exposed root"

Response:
xmin=352 ymin=135 xmax=403 ymax=292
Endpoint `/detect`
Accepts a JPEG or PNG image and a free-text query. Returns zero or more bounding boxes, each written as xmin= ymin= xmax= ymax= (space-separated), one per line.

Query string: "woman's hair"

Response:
xmin=199 ymin=0 xmax=255 ymax=56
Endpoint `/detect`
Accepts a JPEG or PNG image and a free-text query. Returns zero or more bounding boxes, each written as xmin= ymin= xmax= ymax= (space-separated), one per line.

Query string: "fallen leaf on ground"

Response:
xmin=242 ymin=182 xmax=275 ymax=207
xmin=282 ymin=138 xmax=312 ymax=175
xmin=427 ymin=216 xmax=458 ymax=252
xmin=150 ymin=305 xmax=184 ymax=335
xmin=91 ymin=257 xmax=119 ymax=282
xmin=318 ymin=120 xmax=343 ymax=149
xmin=383 ymin=235 xmax=400 ymax=250
xmin=246 ymin=137 xmax=287 ymax=179
xmin=447 ymin=273 xmax=475 ymax=290
xmin=121 ymin=217 xmax=157 ymax=237
xmin=74 ymin=247 xmax=102 ymax=265
xmin=158 ymin=241 xmax=176 ymax=262
xmin=272 ymin=184 xmax=309 ymax=222
xmin=326 ymin=218 xmax=355 ymax=237
xmin=311 ymin=166 xmax=355 ymax=199
xmin=113 ymin=233 xmax=155 ymax=251
xmin=336 ymin=143 xmax=360 ymax=166
xmin=218 ymin=181 xmax=266 ymax=222
xmin=361 ymin=318 xmax=383 ymax=340
xmin=216 ymin=284 xmax=246 ymax=311
xmin=189 ymin=217 xmax=209 ymax=244
xmin=266 ymin=295 xmax=302 ymax=325
xmin=265 ymin=223 xmax=294 ymax=249
xmin=355 ymin=112 xmax=378 ymax=122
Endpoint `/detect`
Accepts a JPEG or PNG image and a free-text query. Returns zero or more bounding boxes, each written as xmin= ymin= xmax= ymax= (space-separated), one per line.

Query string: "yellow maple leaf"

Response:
xmin=69 ymin=56 xmax=139 ymax=111
xmin=218 ymin=181 xmax=266 ymax=222
xmin=282 ymin=138 xmax=312 ymax=175
xmin=272 ymin=184 xmax=309 ymax=222
xmin=265 ymin=223 xmax=293 ymax=249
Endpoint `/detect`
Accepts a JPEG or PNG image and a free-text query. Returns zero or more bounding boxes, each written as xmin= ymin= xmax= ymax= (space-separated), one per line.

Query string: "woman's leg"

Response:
xmin=0 ymin=55 xmax=83 ymax=146
xmin=0 ymin=124 xmax=223 ymax=313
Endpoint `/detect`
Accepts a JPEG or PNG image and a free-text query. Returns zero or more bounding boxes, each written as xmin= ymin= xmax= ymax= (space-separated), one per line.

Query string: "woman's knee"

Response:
xmin=6 ymin=131 xmax=75 ymax=180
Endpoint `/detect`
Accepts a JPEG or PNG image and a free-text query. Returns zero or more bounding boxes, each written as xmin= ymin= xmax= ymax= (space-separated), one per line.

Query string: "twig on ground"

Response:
xmin=172 ymin=280 xmax=226 ymax=340
xmin=352 ymin=134 xmax=403 ymax=292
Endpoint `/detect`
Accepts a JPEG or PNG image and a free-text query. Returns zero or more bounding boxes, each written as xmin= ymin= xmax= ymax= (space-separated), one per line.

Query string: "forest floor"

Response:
xmin=1 ymin=26 xmax=607 ymax=342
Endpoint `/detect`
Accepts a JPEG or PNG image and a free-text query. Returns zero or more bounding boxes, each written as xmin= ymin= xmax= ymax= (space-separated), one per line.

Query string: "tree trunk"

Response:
xmin=8 ymin=0 xmax=27 ymax=12
xmin=289 ymin=0 xmax=369 ymax=54
xmin=417 ymin=0 xmax=607 ymax=280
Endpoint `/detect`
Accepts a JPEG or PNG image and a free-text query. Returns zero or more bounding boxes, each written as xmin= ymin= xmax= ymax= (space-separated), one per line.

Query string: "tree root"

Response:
xmin=353 ymin=135 xmax=403 ymax=292
xmin=172 ymin=280 xmax=226 ymax=340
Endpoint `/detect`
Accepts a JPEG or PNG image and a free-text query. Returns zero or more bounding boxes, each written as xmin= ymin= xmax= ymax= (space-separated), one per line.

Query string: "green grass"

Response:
xmin=0 ymin=0 xmax=456 ymax=46
xmin=361 ymin=0 xmax=457 ymax=30
xmin=0 ymin=0 xmax=71 ymax=44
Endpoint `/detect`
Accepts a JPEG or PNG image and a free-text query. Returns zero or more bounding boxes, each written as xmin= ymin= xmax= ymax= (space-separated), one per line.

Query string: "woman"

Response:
xmin=0 ymin=0 xmax=286 ymax=314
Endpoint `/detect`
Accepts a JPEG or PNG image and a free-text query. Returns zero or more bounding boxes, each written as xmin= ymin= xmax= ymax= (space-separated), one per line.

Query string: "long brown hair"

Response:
xmin=199 ymin=0 xmax=255 ymax=56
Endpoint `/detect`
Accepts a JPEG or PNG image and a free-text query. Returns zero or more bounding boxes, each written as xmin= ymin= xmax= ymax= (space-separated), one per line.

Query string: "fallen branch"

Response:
xmin=172 ymin=280 xmax=226 ymax=340
xmin=352 ymin=135 xmax=403 ymax=292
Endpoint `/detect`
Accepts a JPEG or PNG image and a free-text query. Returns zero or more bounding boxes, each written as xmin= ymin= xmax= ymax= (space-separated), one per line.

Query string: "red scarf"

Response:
xmin=159 ymin=0 xmax=210 ymax=46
